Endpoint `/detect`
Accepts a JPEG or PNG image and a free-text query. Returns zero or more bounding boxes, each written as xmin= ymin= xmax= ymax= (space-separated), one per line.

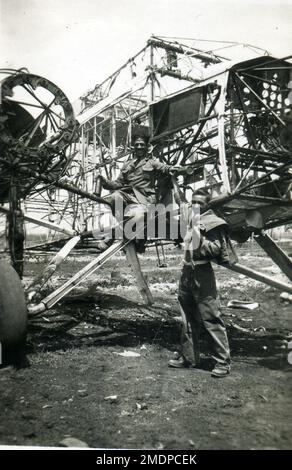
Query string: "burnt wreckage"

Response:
xmin=0 ymin=37 xmax=291 ymax=364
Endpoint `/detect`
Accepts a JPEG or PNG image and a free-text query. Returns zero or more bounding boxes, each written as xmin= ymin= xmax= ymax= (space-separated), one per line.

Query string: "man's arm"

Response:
xmin=101 ymin=176 xmax=124 ymax=190
xmin=150 ymin=158 xmax=190 ymax=176
xmin=195 ymin=224 xmax=238 ymax=265
xmin=194 ymin=227 xmax=226 ymax=260
xmin=99 ymin=166 xmax=127 ymax=190
xmin=148 ymin=158 xmax=172 ymax=175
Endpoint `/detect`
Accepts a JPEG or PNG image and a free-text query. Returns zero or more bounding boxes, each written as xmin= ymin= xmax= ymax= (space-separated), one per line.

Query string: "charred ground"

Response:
xmin=0 ymin=243 xmax=292 ymax=449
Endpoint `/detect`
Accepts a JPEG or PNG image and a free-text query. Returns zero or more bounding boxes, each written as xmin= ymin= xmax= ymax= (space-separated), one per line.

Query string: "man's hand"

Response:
xmin=98 ymin=175 xmax=112 ymax=190
xmin=170 ymin=166 xmax=193 ymax=176
xmin=181 ymin=203 xmax=201 ymax=251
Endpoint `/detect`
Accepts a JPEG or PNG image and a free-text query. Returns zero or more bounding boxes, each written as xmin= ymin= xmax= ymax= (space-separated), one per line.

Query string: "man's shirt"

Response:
xmin=184 ymin=209 xmax=234 ymax=264
xmin=105 ymin=157 xmax=171 ymax=204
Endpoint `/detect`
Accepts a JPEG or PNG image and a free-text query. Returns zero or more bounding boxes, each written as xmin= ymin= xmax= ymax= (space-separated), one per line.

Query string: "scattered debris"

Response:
xmin=262 ymin=286 xmax=274 ymax=293
xmin=59 ymin=437 xmax=89 ymax=448
xmin=156 ymin=442 xmax=165 ymax=450
xmin=114 ymin=350 xmax=141 ymax=357
xmin=173 ymin=316 xmax=182 ymax=323
xmin=258 ymin=394 xmax=269 ymax=402
xmin=104 ymin=395 xmax=118 ymax=403
xmin=227 ymin=300 xmax=259 ymax=310
xmin=21 ymin=412 xmax=36 ymax=421
xmin=77 ymin=389 xmax=88 ymax=397
xmin=254 ymin=326 xmax=266 ymax=333
xmin=280 ymin=292 xmax=292 ymax=303
xmin=23 ymin=429 xmax=36 ymax=438
xmin=222 ymin=311 xmax=237 ymax=317
xmin=229 ymin=322 xmax=290 ymax=341
xmin=229 ymin=322 xmax=250 ymax=334
xmin=2 ymin=243 xmax=291 ymax=450
xmin=136 ymin=402 xmax=148 ymax=410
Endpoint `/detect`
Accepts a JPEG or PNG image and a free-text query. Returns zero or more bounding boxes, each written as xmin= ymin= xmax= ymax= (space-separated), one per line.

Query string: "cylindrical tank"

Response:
xmin=0 ymin=260 xmax=28 ymax=367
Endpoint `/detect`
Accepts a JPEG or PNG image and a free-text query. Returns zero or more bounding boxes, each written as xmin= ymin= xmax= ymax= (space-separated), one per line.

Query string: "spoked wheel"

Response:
xmin=0 ymin=70 xmax=78 ymax=277
xmin=0 ymin=260 xmax=28 ymax=368
xmin=0 ymin=71 xmax=78 ymax=201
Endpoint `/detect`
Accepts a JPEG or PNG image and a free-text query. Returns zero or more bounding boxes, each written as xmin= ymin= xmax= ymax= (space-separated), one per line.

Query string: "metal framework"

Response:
xmin=63 ymin=37 xmax=292 ymax=240
xmin=1 ymin=37 xmax=292 ymax=305
xmin=0 ymin=69 xmax=78 ymax=273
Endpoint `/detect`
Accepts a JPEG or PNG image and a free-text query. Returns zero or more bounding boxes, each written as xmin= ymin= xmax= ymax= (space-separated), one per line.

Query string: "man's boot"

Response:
xmin=168 ymin=351 xmax=189 ymax=368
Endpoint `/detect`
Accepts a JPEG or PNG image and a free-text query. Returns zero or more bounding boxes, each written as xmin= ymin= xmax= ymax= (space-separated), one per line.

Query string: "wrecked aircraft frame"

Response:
xmin=0 ymin=37 xmax=292 ymax=364
xmin=63 ymin=36 xmax=292 ymax=295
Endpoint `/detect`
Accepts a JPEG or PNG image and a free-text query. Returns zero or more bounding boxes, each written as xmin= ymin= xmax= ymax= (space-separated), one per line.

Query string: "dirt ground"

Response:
xmin=0 ymin=242 xmax=292 ymax=450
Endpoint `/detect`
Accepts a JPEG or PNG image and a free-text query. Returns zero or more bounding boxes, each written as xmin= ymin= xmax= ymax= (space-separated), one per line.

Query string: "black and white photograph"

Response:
xmin=0 ymin=0 xmax=291 ymax=455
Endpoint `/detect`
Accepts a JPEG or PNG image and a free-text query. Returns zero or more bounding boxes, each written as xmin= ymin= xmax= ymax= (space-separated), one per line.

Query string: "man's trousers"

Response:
xmin=178 ymin=262 xmax=231 ymax=368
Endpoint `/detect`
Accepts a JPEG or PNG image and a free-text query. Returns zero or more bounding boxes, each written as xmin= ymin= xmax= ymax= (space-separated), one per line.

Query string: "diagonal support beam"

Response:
xmin=0 ymin=206 xmax=75 ymax=237
xmin=124 ymin=241 xmax=154 ymax=305
xmin=27 ymin=240 xmax=126 ymax=314
xmin=254 ymin=232 xmax=292 ymax=281
xmin=26 ymin=235 xmax=81 ymax=293
xmin=28 ymin=239 xmax=155 ymax=315
xmin=225 ymin=263 xmax=292 ymax=294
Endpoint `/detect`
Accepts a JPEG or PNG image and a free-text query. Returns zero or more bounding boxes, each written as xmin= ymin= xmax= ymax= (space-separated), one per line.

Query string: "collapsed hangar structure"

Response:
xmin=75 ymin=36 xmax=292 ymax=235
xmin=39 ymin=36 xmax=292 ymax=290
xmin=0 ymin=36 xmax=292 ymax=351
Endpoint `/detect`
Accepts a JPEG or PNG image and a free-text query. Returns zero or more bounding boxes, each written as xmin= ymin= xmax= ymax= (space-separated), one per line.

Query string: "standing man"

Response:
xmin=168 ymin=189 xmax=237 ymax=377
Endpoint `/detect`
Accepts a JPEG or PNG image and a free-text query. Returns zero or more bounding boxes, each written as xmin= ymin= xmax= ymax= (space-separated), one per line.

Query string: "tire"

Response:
xmin=0 ymin=260 xmax=28 ymax=367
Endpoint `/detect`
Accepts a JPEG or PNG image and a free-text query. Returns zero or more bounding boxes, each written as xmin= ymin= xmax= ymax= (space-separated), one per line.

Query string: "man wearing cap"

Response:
xmin=168 ymin=189 xmax=237 ymax=377
xmin=100 ymin=133 xmax=181 ymax=206
xmin=98 ymin=132 xmax=186 ymax=240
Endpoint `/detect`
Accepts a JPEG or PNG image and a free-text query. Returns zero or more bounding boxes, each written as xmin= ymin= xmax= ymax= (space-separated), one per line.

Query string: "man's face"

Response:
xmin=192 ymin=195 xmax=209 ymax=213
xmin=133 ymin=137 xmax=147 ymax=159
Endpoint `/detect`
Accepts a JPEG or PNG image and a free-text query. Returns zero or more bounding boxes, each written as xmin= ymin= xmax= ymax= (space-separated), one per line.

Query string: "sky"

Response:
xmin=1 ymin=0 xmax=292 ymax=102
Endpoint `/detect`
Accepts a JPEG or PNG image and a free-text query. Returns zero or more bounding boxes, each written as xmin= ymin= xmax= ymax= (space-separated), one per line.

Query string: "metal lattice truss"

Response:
xmin=11 ymin=37 xmax=292 ymax=245
xmin=0 ymin=70 xmax=78 ymax=201
xmin=0 ymin=69 xmax=79 ymax=261
xmin=1 ymin=38 xmax=292 ymax=304
xmin=148 ymin=54 xmax=292 ymax=238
